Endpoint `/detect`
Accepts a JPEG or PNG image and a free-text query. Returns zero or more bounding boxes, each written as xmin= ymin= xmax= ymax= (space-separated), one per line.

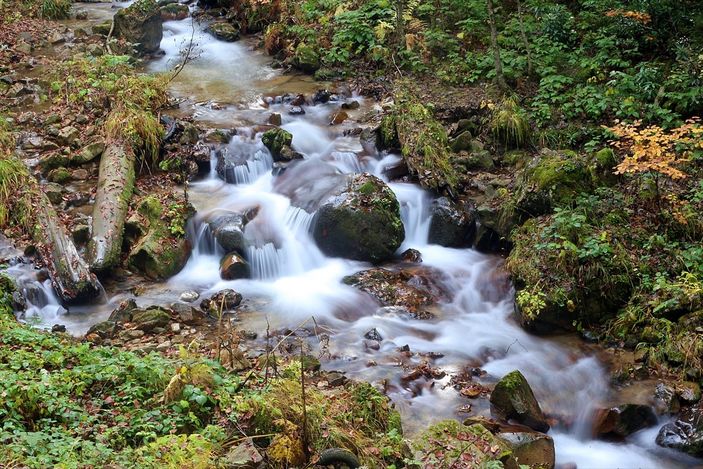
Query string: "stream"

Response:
xmin=6 ymin=4 xmax=701 ymax=467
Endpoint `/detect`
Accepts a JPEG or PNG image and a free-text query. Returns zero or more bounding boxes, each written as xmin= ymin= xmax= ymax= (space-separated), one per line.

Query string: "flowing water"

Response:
xmin=7 ymin=7 xmax=701 ymax=467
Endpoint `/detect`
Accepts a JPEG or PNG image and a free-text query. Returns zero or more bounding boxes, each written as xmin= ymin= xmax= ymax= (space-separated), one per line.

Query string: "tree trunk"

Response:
xmin=87 ymin=142 xmax=135 ymax=272
xmin=486 ymin=0 xmax=507 ymax=90
xmin=36 ymin=193 xmax=102 ymax=304
xmin=517 ymin=0 xmax=533 ymax=76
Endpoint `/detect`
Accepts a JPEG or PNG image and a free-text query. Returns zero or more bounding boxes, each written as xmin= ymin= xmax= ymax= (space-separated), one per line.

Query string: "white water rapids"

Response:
xmin=5 ymin=9 xmax=699 ymax=468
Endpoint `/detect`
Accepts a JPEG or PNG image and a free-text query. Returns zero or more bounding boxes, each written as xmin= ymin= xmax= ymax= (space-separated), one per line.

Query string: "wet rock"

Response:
xmin=656 ymin=406 xmax=703 ymax=456
xmin=677 ymin=382 xmax=702 ymax=405
xmin=292 ymin=43 xmax=320 ymax=73
xmin=72 ymin=141 xmax=105 ymax=164
xmin=498 ymin=431 xmax=555 ymax=469
xmin=344 ymin=267 xmax=443 ymax=313
xmin=201 ymin=289 xmax=242 ymax=314
xmin=290 ymin=94 xmax=306 ymax=106
xmin=170 ymin=302 xmax=204 ymax=325
xmin=364 ymin=328 xmax=383 ymax=341
xmin=593 ymin=404 xmax=657 ymax=438
xmin=72 ymin=224 xmax=90 ymax=245
xmin=209 ymin=21 xmax=239 ymax=42
xmin=401 ymin=248 xmax=422 ymax=263
xmin=341 ymin=100 xmax=360 ymax=110
xmin=72 ymin=168 xmax=89 ymax=181
xmin=261 ymin=128 xmax=293 ymax=161
xmin=490 ymin=370 xmax=550 ymax=433
xmin=178 ymin=122 xmax=199 ymax=145
xmin=43 ymin=182 xmax=64 ymax=205
xmin=160 ymin=3 xmax=189 ymax=21
xmin=51 ymin=324 xmax=66 ymax=333
xmin=654 ymin=382 xmax=680 ymax=415
xmin=312 ymin=173 xmax=404 ymax=264
xmin=108 ymin=299 xmax=138 ymax=323
xmin=224 ymin=438 xmax=263 ymax=468
xmin=288 ymin=106 xmax=305 ymax=115
xmin=114 ymin=0 xmax=164 ymax=55
xmin=313 ymin=89 xmax=331 ymax=104
xmin=47 ymin=168 xmax=72 ymax=184
xmin=132 ymin=308 xmax=171 ymax=332
xmin=57 ymin=126 xmax=80 ymax=146
xmin=208 ymin=213 xmax=247 ymax=255
xmin=86 ymin=320 xmax=117 ymax=339
xmin=428 ymin=197 xmax=477 ymax=247
xmin=268 ymin=113 xmax=282 ymax=126
xmin=330 ymin=110 xmax=348 ymax=125
xmin=220 ymin=252 xmax=251 ymax=280
xmin=92 ymin=20 xmax=113 ymax=36
xmin=381 ymin=159 xmax=409 ymax=181
xmin=179 ymin=290 xmax=200 ymax=302
xmin=127 ymin=197 xmax=192 ymax=280
xmin=326 ymin=372 xmax=347 ymax=387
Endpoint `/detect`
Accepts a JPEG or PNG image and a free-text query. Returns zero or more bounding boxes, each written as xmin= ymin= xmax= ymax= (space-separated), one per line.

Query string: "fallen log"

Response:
xmin=0 ymin=154 xmax=101 ymax=303
xmin=87 ymin=142 xmax=135 ymax=272
xmin=36 ymin=196 xmax=102 ymax=304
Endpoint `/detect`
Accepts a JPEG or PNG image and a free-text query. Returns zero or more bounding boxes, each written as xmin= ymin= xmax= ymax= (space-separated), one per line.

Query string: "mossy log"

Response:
xmin=36 ymin=193 xmax=102 ymax=304
xmin=87 ymin=143 xmax=135 ymax=272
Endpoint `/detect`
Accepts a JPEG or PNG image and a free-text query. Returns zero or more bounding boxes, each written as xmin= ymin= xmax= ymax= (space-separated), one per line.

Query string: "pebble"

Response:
xmin=170 ymin=323 xmax=181 ymax=333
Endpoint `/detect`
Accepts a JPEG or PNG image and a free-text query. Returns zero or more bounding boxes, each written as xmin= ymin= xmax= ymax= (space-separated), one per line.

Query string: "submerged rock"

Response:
xmin=312 ymin=173 xmax=404 ymax=263
xmin=201 ymin=289 xmax=242 ymax=315
xmin=490 ymin=370 xmax=550 ymax=433
xmin=220 ymin=252 xmax=251 ymax=280
xmin=208 ymin=212 xmax=248 ymax=255
xmin=593 ymin=404 xmax=657 ymax=438
xmin=113 ymin=0 xmax=164 ymax=55
xmin=209 ymin=21 xmax=239 ymax=42
xmin=343 ymin=267 xmax=445 ymax=313
xmin=656 ymin=406 xmax=703 ymax=456
xmin=428 ymin=197 xmax=477 ymax=247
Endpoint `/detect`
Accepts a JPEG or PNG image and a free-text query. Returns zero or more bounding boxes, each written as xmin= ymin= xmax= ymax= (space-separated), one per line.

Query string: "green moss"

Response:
xmin=293 ymin=43 xmax=320 ymax=73
xmin=392 ymin=82 xmax=458 ymax=192
xmin=261 ymin=128 xmax=293 ymax=158
xmin=413 ymin=420 xmax=513 ymax=467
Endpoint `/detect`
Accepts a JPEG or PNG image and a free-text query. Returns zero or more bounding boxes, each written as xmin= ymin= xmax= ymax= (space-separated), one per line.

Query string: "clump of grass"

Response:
xmin=0 ymin=155 xmax=34 ymax=230
xmin=40 ymin=0 xmax=71 ymax=19
xmin=489 ymin=96 xmax=531 ymax=148
xmin=105 ymin=107 xmax=163 ymax=169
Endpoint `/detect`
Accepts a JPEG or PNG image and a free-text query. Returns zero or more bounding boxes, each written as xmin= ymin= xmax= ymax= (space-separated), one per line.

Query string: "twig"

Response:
xmin=391 ymin=53 xmax=403 ymax=77
xmin=105 ymin=18 xmax=114 ymax=55
xmin=167 ymin=15 xmax=196 ymax=85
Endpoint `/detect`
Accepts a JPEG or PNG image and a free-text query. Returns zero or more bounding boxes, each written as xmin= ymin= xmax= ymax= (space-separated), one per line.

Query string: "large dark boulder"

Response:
xmin=312 ymin=173 xmax=404 ymax=263
xmin=113 ymin=0 xmax=164 ymax=55
xmin=220 ymin=253 xmax=251 ymax=280
xmin=490 ymin=370 xmax=550 ymax=433
xmin=428 ymin=197 xmax=477 ymax=247
xmin=593 ymin=404 xmax=657 ymax=438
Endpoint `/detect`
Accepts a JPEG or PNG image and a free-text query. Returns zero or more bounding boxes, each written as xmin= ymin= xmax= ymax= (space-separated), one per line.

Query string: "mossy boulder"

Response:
xmin=261 ymin=128 xmax=293 ymax=161
xmin=209 ymin=22 xmax=240 ymax=42
xmin=92 ymin=20 xmax=113 ymax=36
xmin=131 ymin=307 xmax=171 ymax=332
xmin=72 ymin=141 xmax=105 ymax=165
xmin=506 ymin=200 xmax=633 ymax=332
xmin=312 ymin=173 xmax=404 ymax=263
xmin=292 ymin=43 xmax=320 ymax=73
xmin=160 ymin=3 xmax=189 ymax=21
xmin=498 ymin=431 xmax=555 ymax=469
xmin=428 ymin=197 xmax=477 ymax=247
xmin=413 ymin=420 xmax=516 ymax=467
xmin=513 ymin=149 xmax=592 ymax=218
xmin=127 ymin=196 xmax=192 ymax=280
xmin=114 ymin=0 xmax=164 ymax=55
xmin=490 ymin=370 xmax=550 ymax=433
xmin=47 ymin=167 xmax=72 ymax=184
